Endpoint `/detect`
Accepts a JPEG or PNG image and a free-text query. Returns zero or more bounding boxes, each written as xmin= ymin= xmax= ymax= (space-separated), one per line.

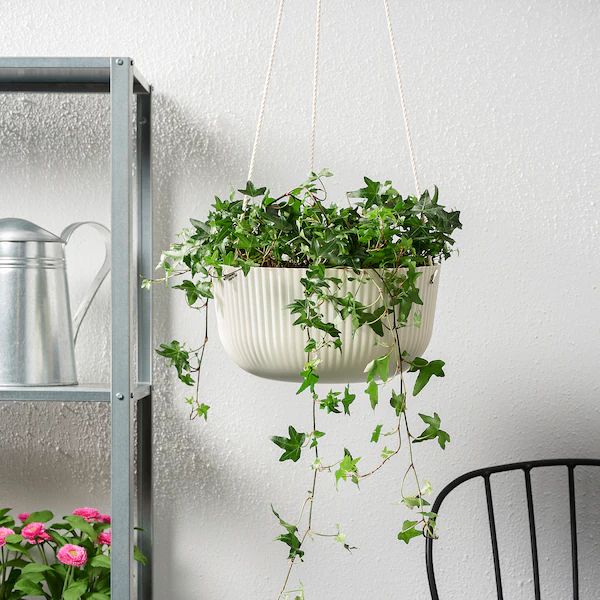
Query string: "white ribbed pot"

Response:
xmin=213 ymin=265 xmax=440 ymax=383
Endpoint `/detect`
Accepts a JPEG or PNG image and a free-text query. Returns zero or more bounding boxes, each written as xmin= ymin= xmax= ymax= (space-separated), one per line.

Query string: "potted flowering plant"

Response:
xmin=0 ymin=507 xmax=145 ymax=600
xmin=150 ymin=170 xmax=461 ymax=596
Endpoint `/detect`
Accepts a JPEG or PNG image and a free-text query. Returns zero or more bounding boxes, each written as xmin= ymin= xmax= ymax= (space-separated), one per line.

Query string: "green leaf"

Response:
xmin=365 ymin=354 xmax=390 ymax=383
xmin=14 ymin=578 xmax=45 ymax=595
xmin=370 ymin=424 xmax=383 ymax=443
xmin=134 ymin=545 xmax=148 ymax=566
xmin=24 ymin=510 xmax=53 ymax=524
xmin=365 ymin=380 xmax=378 ymax=409
xmin=271 ymin=426 xmax=306 ymax=462
xmin=401 ymin=496 xmax=430 ymax=509
xmin=397 ymin=520 xmax=422 ymax=544
xmin=341 ymin=386 xmax=356 ymax=415
xmin=319 ymin=390 xmax=342 ymax=414
xmin=271 ymin=506 xmax=304 ymax=560
xmin=63 ymin=579 xmax=88 ymax=600
xmin=408 ymin=358 xmax=445 ymax=395
xmin=413 ymin=412 xmax=451 ymax=449
xmin=297 ymin=364 xmax=319 ymax=395
xmin=437 ymin=429 xmax=451 ymax=449
xmin=195 ymin=403 xmax=210 ymax=421
xmin=89 ymin=594 xmax=111 ymax=600
xmin=335 ymin=450 xmax=361 ymax=486
xmin=381 ymin=446 xmax=395 ymax=460
xmin=21 ymin=563 xmax=52 ymax=574
xmin=65 ymin=515 xmax=98 ymax=542
xmin=156 ymin=341 xmax=195 ymax=386
xmin=238 ymin=181 xmax=267 ymax=198
xmin=90 ymin=554 xmax=111 ymax=569
xmin=390 ymin=391 xmax=406 ymax=416
xmin=310 ymin=430 xmax=325 ymax=448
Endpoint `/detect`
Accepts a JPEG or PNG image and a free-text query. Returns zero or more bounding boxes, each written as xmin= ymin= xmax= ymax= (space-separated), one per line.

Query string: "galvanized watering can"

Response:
xmin=0 ymin=218 xmax=110 ymax=386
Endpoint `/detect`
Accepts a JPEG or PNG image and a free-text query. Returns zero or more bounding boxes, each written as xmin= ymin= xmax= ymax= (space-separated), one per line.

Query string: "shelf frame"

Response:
xmin=0 ymin=57 xmax=153 ymax=600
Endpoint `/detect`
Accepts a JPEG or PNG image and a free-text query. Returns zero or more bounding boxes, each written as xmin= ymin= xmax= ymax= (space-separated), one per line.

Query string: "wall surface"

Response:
xmin=1 ymin=1 xmax=600 ymax=599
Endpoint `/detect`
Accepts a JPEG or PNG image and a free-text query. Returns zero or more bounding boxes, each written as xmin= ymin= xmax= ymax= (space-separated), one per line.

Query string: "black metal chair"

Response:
xmin=425 ymin=458 xmax=600 ymax=600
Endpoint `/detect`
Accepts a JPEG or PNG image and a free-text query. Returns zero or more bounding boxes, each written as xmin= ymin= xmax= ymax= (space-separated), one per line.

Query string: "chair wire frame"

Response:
xmin=425 ymin=458 xmax=600 ymax=600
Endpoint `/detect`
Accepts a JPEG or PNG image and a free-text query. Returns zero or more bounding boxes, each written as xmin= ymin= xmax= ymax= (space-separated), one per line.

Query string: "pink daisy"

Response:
xmin=99 ymin=514 xmax=111 ymax=524
xmin=98 ymin=529 xmax=111 ymax=546
xmin=22 ymin=522 xmax=51 ymax=544
xmin=72 ymin=507 xmax=101 ymax=522
xmin=57 ymin=544 xmax=87 ymax=567
xmin=0 ymin=527 xmax=15 ymax=547
xmin=17 ymin=513 xmax=30 ymax=522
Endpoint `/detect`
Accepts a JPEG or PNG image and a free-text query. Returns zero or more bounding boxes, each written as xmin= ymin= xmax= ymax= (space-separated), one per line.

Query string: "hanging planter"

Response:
xmin=148 ymin=0 xmax=463 ymax=597
xmin=214 ymin=264 xmax=440 ymax=382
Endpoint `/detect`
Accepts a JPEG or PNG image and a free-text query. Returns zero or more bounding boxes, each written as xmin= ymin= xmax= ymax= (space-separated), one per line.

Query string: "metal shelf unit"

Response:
xmin=0 ymin=57 xmax=153 ymax=600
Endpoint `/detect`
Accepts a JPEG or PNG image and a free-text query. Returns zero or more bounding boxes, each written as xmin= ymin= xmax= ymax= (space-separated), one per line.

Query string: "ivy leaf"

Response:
xmin=365 ymin=380 xmax=379 ymax=409
xmin=413 ymin=413 xmax=451 ymax=449
xmin=365 ymin=354 xmax=390 ymax=383
xmin=335 ymin=449 xmax=361 ymax=486
xmin=271 ymin=426 xmax=306 ymax=462
xmin=320 ymin=391 xmax=342 ymax=414
xmin=297 ymin=363 xmax=319 ymax=395
xmin=408 ymin=358 xmax=445 ymax=395
xmin=342 ymin=386 xmax=356 ymax=415
xmin=134 ymin=545 xmax=148 ymax=566
xmin=401 ymin=496 xmax=430 ymax=509
xmin=390 ymin=391 xmax=406 ymax=416
xmin=310 ymin=430 xmax=326 ymax=448
xmin=271 ymin=506 xmax=304 ymax=560
xmin=238 ymin=181 xmax=267 ymax=198
xmin=370 ymin=424 xmax=383 ymax=443
xmin=195 ymin=402 xmax=210 ymax=421
xmin=156 ymin=341 xmax=195 ymax=386
xmin=397 ymin=520 xmax=422 ymax=544
xmin=381 ymin=446 xmax=395 ymax=460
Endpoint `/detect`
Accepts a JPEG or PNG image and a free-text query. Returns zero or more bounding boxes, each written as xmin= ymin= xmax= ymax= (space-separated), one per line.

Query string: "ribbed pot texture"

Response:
xmin=213 ymin=265 xmax=440 ymax=383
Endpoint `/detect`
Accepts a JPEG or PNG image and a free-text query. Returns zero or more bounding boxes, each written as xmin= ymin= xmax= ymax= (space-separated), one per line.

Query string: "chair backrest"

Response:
xmin=425 ymin=458 xmax=600 ymax=600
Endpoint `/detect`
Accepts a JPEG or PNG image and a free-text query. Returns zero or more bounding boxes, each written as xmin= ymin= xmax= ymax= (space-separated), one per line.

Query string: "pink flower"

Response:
xmin=99 ymin=514 xmax=111 ymax=524
xmin=18 ymin=513 xmax=30 ymax=522
xmin=72 ymin=507 xmax=100 ymax=522
xmin=57 ymin=544 xmax=87 ymax=567
xmin=0 ymin=527 xmax=15 ymax=547
xmin=22 ymin=522 xmax=51 ymax=544
xmin=98 ymin=529 xmax=111 ymax=546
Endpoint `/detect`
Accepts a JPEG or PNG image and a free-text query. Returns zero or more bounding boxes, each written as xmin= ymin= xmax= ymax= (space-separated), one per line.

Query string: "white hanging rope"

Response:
xmin=309 ymin=0 xmax=322 ymax=174
xmin=244 ymin=0 xmax=286 ymax=209
xmin=245 ymin=0 xmax=423 ymax=203
xmin=383 ymin=0 xmax=422 ymax=197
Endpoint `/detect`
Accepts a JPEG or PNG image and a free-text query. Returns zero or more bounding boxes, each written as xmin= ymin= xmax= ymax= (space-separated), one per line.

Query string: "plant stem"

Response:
xmin=277 ymin=347 xmax=321 ymax=599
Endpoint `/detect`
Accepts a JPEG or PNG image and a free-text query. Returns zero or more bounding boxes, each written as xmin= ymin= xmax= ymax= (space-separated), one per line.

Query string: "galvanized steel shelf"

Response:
xmin=0 ymin=383 xmax=151 ymax=403
xmin=0 ymin=57 xmax=153 ymax=600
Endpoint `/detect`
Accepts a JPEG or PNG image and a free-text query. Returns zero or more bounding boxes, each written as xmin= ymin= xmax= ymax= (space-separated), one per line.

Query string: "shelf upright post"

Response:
xmin=110 ymin=56 xmax=135 ymax=600
xmin=136 ymin=89 xmax=153 ymax=599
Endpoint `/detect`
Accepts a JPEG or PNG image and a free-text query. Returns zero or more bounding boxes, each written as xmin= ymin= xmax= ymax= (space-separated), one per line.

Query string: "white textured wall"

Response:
xmin=1 ymin=1 xmax=600 ymax=598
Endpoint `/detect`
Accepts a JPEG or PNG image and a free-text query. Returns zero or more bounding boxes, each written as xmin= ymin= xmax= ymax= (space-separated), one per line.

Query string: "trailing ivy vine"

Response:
xmin=146 ymin=170 xmax=461 ymax=598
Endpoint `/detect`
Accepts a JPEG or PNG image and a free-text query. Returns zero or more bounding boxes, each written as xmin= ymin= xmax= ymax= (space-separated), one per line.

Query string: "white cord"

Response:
xmin=383 ymin=0 xmax=422 ymax=197
xmin=244 ymin=0 xmax=286 ymax=209
xmin=309 ymin=0 xmax=322 ymax=174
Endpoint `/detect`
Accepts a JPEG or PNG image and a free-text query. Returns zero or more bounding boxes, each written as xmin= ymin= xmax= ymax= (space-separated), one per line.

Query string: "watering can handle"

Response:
xmin=61 ymin=221 xmax=111 ymax=344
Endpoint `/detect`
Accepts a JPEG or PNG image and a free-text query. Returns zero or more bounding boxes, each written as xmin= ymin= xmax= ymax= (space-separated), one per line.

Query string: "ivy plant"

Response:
xmin=146 ymin=170 xmax=461 ymax=597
